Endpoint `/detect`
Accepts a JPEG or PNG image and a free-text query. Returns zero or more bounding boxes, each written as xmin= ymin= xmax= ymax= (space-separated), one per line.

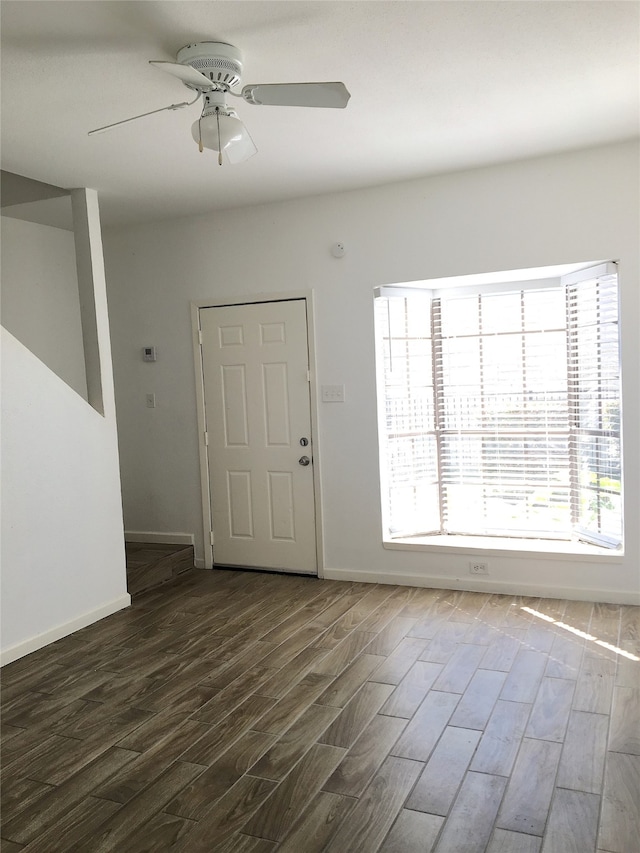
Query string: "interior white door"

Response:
xmin=200 ymin=299 xmax=317 ymax=574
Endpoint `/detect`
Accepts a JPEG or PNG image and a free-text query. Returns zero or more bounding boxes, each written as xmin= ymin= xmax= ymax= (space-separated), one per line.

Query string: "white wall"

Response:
xmin=103 ymin=141 xmax=640 ymax=603
xmin=1 ymin=215 xmax=87 ymax=399
xmin=1 ymin=190 xmax=129 ymax=665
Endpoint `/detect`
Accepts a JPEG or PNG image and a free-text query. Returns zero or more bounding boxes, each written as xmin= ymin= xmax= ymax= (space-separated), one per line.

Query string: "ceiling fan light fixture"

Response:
xmin=191 ymin=90 xmax=256 ymax=165
xmin=191 ymin=111 xmax=241 ymax=152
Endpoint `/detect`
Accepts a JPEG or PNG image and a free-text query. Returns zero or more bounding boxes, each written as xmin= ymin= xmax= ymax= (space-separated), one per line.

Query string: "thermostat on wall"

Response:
xmin=142 ymin=346 xmax=157 ymax=362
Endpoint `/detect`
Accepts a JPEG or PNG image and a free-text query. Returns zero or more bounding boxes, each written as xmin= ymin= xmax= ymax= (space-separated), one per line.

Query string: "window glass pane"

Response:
xmin=389 ymin=484 xmax=440 ymax=537
xmin=386 ymin=296 xmax=410 ymax=335
xmin=568 ymin=273 xmax=622 ymax=546
xmin=578 ymin=489 xmax=622 ymax=542
xmin=440 ymin=296 xmax=478 ymax=336
xmin=576 ymin=435 xmax=621 ymax=489
xmin=481 ymin=292 xmax=521 ymax=333
xmin=376 ymin=296 xmax=440 ymax=538
xmin=482 ymin=335 xmax=523 ymax=392
xmin=571 ymin=280 xmax=599 ymax=325
xmin=407 ymin=338 xmax=432 ymax=388
xmin=441 ymin=435 xmax=570 ymax=535
xmin=405 ymin=301 xmax=431 ymax=337
xmin=441 ymin=388 xmax=482 ymax=430
xmin=386 ymin=389 xmax=434 ymax=434
xmin=444 ymin=484 xmax=570 ymax=535
xmin=440 ymin=336 xmax=480 ymax=387
xmin=387 ymin=434 xmax=439 ymax=535
xmin=524 ymin=331 xmax=566 ymax=393
xmin=524 ymin=288 xmax=565 ymax=331
xmin=440 ymin=335 xmax=481 ymax=430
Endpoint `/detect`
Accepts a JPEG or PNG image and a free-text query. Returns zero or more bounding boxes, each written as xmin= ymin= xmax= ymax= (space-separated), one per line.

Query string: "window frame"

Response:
xmin=374 ymin=263 xmax=623 ymax=554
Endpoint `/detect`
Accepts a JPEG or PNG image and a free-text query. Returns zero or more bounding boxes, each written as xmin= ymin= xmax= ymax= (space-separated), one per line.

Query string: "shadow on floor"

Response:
xmin=125 ymin=541 xmax=194 ymax=596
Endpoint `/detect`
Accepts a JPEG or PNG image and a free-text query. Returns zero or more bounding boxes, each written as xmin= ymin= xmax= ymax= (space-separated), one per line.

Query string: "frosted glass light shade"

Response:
xmin=191 ymin=113 xmax=257 ymax=163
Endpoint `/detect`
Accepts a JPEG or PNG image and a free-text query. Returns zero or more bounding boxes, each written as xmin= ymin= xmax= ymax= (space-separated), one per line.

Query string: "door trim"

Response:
xmin=191 ymin=291 xmax=324 ymax=576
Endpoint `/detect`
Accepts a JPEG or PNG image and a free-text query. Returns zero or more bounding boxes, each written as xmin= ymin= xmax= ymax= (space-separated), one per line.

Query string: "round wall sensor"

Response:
xmin=331 ymin=242 xmax=345 ymax=258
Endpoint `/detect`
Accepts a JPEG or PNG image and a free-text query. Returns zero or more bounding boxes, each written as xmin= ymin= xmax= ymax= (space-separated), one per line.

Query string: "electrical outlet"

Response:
xmin=469 ymin=560 xmax=489 ymax=575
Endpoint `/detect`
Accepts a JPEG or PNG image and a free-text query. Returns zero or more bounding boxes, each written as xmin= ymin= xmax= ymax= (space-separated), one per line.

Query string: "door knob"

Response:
xmin=299 ymin=456 xmax=311 ymax=466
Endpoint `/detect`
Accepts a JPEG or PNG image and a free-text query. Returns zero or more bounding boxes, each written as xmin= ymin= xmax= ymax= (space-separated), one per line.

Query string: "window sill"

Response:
xmin=384 ymin=534 xmax=624 ymax=562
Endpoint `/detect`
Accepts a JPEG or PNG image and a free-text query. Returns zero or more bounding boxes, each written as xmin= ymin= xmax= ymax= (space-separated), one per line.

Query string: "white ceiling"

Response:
xmin=1 ymin=1 xmax=638 ymax=227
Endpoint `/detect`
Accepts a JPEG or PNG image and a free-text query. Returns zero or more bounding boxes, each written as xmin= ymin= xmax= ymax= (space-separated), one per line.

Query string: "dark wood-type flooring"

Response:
xmin=2 ymin=564 xmax=639 ymax=852
xmin=125 ymin=542 xmax=194 ymax=596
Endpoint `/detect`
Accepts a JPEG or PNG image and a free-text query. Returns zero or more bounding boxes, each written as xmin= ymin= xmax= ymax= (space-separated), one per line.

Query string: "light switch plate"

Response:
xmin=321 ymin=384 xmax=345 ymax=402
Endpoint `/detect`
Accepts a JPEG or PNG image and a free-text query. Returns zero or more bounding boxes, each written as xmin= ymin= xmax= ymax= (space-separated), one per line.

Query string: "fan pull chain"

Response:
xmin=216 ymin=109 xmax=223 ymax=166
xmin=198 ymin=118 xmax=203 ymax=153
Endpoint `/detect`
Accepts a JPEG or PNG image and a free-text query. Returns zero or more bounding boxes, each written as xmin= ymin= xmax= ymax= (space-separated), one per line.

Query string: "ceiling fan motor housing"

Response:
xmin=201 ymin=90 xmax=237 ymax=118
xmin=176 ymin=42 xmax=243 ymax=89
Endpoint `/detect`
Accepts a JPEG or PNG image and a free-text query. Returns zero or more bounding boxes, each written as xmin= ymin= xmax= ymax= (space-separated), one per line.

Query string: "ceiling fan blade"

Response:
xmin=225 ymin=123 xmax=258 ymax=164
xmin=88 ymin=95 xmax=199 ymax=136
xmin=241 ymin=82 xmax=350 ymax=108
xmin=149 ymin=60 xmax=214 ymax=90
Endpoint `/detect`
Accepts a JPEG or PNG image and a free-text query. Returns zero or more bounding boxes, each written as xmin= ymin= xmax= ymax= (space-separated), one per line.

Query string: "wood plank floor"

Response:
xmin=2 ymin=566 xmax=639 ymax=852
xmin=125 ymin=542 xmax=194 ymax=596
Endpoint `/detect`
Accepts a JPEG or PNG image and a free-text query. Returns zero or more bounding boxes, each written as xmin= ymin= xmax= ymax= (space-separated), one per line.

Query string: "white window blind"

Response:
xmin=375 ymin=293 xmax=438 ymax=537
xmin=565 ymin=265 xmax=622 ymax=547
xmin=375 ymin=264 xmax=622 ymax=548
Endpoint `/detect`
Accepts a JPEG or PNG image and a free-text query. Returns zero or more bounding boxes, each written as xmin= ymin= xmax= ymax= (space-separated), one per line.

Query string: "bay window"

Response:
xmin=374 ymin=263 xmax=623 ymax=550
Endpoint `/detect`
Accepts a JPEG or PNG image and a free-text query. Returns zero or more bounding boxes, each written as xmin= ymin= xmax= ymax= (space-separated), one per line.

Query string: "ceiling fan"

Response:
xmin=88 ymin=42 xmax=351 ymax=165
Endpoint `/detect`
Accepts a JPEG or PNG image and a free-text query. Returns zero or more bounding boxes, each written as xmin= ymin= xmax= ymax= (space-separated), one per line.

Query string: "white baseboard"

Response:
xmin=322 ymin=567 xmax=640 ymax=605
xmin=125 ymin=531 xmax=195 ymax=547
xmin=0 ymin=593 xmax=132 ymax=667
xmin=194 ymin=558 xmax=207 ymax=569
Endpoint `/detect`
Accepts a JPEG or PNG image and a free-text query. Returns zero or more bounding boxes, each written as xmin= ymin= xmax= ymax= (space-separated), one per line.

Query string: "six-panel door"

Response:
xmin=200 ymin=299 xmax=317 ymax=574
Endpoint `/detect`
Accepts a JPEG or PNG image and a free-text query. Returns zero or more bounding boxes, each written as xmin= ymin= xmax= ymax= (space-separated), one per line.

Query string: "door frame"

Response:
xmin=190 ymin=290 xmax=324 ymax=575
